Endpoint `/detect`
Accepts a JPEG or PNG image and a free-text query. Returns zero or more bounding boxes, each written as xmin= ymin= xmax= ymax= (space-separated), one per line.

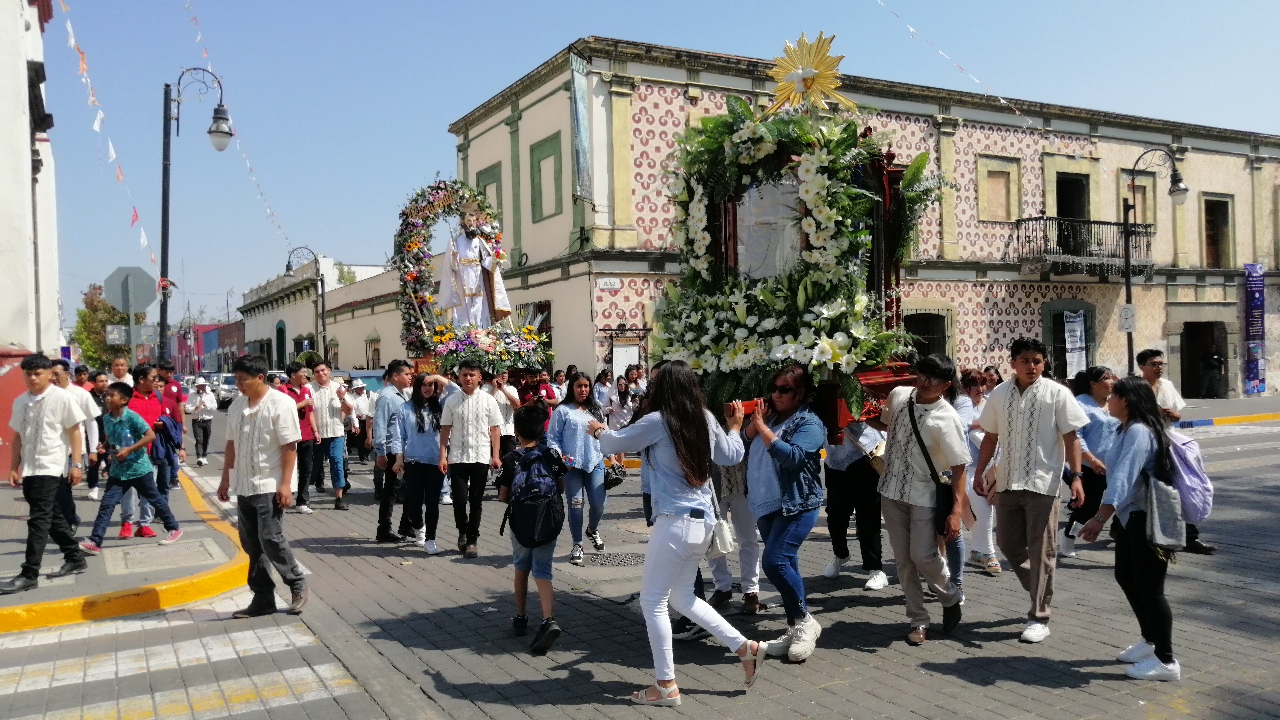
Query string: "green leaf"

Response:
xmin=901 ymin=151 xmax=929 ymax=190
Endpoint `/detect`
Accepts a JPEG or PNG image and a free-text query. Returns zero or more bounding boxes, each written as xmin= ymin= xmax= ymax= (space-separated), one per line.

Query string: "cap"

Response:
xmin=351 ymin=379 xmax=366 ymax=388
xmin=195 ymin=376 xmax=210 ymax=385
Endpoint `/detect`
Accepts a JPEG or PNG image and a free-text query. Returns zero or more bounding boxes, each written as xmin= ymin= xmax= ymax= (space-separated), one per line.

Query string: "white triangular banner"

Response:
xmin=92 ymin=109 xmax=104 ymax=133
xmin=140 ymin=228 xmax=148 ymax=248
xmin=106 ymin=139 xmax=116 ymax=163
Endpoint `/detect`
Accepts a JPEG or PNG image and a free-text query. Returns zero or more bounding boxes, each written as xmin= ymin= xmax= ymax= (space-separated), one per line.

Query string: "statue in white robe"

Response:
xmin=435 ymin=223 xmax=511 ymax=328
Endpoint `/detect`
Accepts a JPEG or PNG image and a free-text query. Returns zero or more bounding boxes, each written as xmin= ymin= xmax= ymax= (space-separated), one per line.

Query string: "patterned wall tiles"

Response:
xmin=864 ymin=113 xmax=943 ymax=258
xmin=591 ymin=275 xmax=667 ymax=366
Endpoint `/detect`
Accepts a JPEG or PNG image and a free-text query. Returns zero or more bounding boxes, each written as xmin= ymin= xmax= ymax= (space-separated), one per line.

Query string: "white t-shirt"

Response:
xmin=1154 ymin=378 xmax=1186 ymax=412
xmin=109 ymin=372 xmax=134 ymax=387
xmin=877 ymin=386 xmax=970 ymax=507
xmin=9 ymin=385 xmax=86 ymax=478
xmin=226 ymin=390 xmax=303 ymax=497
xmin=489 ymin=383 xmax=517 ymax=436
xmin=440 ymin=389 xmax=503 ymax=464
xmin=978 ymin=377 xmax=1090 ymax=496
xmin=66 ymin=384 xmax=102 ymax=454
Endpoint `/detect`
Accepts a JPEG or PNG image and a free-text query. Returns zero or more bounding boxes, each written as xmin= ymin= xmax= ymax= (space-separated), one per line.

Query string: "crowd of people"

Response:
xmin=2 ymin=339 xmax=1210 ymax=696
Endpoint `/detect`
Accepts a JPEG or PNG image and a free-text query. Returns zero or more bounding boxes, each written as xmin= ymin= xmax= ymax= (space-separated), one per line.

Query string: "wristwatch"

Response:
xmin=71 ymin=462 xmax=83 ymax=469
xmin=1068 ymin=471 xmax=1083 ymax=480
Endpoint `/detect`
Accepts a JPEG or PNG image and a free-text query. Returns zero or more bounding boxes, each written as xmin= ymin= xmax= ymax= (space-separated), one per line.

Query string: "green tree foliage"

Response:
xmin=334 ymin=262 xmax=357 ymax=286
xmin=71 ymin=284 xmax=145 ymax=370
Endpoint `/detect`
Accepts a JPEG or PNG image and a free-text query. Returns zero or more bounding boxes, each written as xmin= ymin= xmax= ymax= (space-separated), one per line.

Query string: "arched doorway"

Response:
xmin=275 ymin=321 xmax=287 ymax=369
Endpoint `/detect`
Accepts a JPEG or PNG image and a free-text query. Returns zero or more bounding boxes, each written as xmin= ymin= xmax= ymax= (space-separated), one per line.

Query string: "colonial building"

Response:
xmin=451 ymin=37 xmax=1280 ymax=397
xmin=323 ymin=270 xmax=404 ymax=370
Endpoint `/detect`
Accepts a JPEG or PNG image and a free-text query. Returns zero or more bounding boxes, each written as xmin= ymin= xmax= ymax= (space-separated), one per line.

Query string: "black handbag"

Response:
xmin=907 ymin=395 xmax=954 ymax=537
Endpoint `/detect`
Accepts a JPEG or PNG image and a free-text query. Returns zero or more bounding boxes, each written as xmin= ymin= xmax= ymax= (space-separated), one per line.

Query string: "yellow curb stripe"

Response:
xmin=0 ymin=470 xmax=247 ymax=634
xmin=1210 ymin=411 xmax=1280 ymax=426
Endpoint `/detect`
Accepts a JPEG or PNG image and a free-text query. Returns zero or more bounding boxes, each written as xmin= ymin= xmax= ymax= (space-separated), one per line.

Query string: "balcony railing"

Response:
xmin=1014 ymin=217 xmax=1155 ymax=277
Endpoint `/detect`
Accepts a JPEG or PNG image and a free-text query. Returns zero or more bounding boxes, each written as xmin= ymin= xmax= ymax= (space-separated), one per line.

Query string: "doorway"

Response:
xmin=903 ymin=312 xmax=948 ymax=360
xmin=1181 ymin=321 xmax=1228 ymax=399
xmin=1203 ymin=198 xmax=1231 ymax=269
xmin=611 ymin=343 xmax=639 ymax=384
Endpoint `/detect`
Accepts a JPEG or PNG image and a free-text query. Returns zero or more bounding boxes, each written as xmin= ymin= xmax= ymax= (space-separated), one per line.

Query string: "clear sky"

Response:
xmin=45 ymin=0 xmax=1280 ymax=326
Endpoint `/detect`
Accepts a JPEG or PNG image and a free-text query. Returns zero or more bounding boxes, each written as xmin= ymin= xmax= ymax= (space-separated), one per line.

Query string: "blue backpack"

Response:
xmin=501 ymin=445 xmax=565 ymax=548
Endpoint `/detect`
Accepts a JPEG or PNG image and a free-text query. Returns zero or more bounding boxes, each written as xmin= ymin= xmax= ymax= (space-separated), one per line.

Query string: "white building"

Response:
xmin=238 ymin=256 xmax=383 ymax=369
xmin=0 ymin=1 xmax=61 ymax=354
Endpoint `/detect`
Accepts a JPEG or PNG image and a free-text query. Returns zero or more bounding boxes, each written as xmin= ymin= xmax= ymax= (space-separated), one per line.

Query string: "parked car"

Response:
xmin=216 ymin=373 xmax=240 ymax=409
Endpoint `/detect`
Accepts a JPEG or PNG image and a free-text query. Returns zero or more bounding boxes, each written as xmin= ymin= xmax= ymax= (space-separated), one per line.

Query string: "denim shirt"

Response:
xmin=1075 ymin=394 xmax=1120 ymax=459
xmin=600 ymin=410 xmax=744 ymax=522
xmin=744 ymin=406 xmax=825 ymax=517
xmin=387 ymin=402 xmax=441 ymax=464
xmin=1099 ymin=422 xmax=1158 ymax=525
xmin=547 ymin=403 xmax=604 ymax=473
xmin=372 ymin=385 xmax=408 ymax=457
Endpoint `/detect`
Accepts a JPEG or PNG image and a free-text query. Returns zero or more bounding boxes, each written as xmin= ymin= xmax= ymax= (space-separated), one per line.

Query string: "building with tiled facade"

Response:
xmin=450 ymin=37 xmax=1280 ymax=397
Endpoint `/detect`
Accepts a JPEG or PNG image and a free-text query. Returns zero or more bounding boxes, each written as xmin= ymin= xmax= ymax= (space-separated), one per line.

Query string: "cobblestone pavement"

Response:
xmin=3 ymin=417 xmax=1279 ymax=719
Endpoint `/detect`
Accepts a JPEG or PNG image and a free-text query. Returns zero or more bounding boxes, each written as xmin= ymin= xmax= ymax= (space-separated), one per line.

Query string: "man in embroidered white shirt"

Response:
xmin=218 ymin=354 xmax=308 ymax=617
xmin=309 ymin=360 xmax=353 ymax=510
xmin=975 ymin=337 xmax=1089 ymax=644
xmin=439 ymin=358 xmax=503 ymax=559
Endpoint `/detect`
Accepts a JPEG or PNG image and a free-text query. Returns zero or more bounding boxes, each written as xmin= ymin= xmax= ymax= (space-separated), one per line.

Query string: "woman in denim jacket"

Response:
xmin=745 ymin=364 xmax=826 ymax=662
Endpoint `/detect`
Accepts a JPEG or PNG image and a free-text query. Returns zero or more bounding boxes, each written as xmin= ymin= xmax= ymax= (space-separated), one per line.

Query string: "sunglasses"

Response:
xmin=769 ymin=385 xmax=798 ymax=395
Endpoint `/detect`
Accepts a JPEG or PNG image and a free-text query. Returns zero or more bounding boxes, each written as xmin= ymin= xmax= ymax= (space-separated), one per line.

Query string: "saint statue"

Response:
xmin=435 ymin=208 xmax=511 ymax=328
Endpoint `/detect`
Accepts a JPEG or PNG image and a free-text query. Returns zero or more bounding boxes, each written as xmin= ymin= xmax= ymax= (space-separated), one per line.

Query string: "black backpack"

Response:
xmin=501 ymin=446 xmax=565 ymax=548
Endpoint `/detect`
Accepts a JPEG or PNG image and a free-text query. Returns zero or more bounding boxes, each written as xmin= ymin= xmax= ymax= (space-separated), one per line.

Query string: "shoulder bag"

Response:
xmin=705 ymin=476 xmax=738 ymax=560
xmin=907 ymin=395 xmax=954 ymax=537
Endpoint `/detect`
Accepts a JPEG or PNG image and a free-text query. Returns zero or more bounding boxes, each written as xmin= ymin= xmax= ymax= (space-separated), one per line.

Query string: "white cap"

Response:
xmin=195 ymin=376 xmax=210 ymax=385
xmin=351 ymin=379 xmax=366 ymax=388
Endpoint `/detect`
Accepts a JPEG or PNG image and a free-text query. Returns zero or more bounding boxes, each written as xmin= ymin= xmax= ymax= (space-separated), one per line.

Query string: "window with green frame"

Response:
xmin=530 ymin=131 xmax=563 ymax=223
xmin=476 ymin=162 xmax=502 ymax=213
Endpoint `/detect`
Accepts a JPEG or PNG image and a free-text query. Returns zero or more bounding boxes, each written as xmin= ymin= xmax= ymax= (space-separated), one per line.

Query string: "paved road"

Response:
xmin=3 ymin=410 xmax=1279 ymax=718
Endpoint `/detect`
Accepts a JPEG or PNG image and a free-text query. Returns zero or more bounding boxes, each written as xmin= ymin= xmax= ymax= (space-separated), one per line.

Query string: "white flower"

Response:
xmin=746 ymin=315 xmax=759 ymax=327
xmin=817 ymin=298 xmax=847 ymax=319
xmin=801 ymin=216 xmax=818 ymax=235
xmin=759 ymin=317 xmax=778 ymax=331
xmin=812 ymin=205 xmax=837 ymax=227
xmin=853 ymin=293 xmax=870 ymax=316
xmin=832 ymin=332 xmax=851 ymax=350
xmin=798 ymin=327 xmax=816 ymax=347
xmin=734 ymin=327 xmax=749 ymax=340
xmin=849 ymin=319 xmax=869 ymax=339
xmin=797 ymin=183 xmax=820 ymax=204
xmin=811 ymin=342 xmax=833 ymax=367
xmin=840 ymin=352 xmax=861 ymax=374
xmin=797 ymin=161 xmax=819 ymax=183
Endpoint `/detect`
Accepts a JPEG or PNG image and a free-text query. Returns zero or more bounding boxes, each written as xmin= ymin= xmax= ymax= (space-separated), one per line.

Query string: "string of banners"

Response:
xmin=59 ymin=0 xmax=155 ymax=266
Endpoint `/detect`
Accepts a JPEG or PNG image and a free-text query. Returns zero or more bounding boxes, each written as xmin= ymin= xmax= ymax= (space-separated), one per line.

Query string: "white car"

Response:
xmin=216 ymin=373 xmax=240 ymax=408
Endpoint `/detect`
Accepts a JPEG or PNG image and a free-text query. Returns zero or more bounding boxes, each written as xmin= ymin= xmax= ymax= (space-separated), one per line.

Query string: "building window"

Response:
xmin=903 ymin=312 xmax=948 ymax=359
xmin=1120 ymin=170 xmax=1155 ymax=227
xmin=1056 ymin=173 xmax=1090 ymax=219
xmin=369 ymin=344 xmax=381 ymax=370
xmin=529 ymin=132 xmax=563 ymax=223
xmin=1041 ymin=299 xmax=1096 ymax=380
xmin=977 ymin=156 xmax=1021 ymax=222
xmin=476 ymin=162 xmax=502 ymax=213
xmin=1203 ymin=195 xmax=1232 ymax=269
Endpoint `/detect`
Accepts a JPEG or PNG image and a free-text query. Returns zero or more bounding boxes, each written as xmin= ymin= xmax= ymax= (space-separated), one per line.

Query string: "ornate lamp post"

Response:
xmin=284 ymin=246 xmax=328 ymax=363
xmin=1122 ymin=147 xmax=1189 ymax=375
xmin=158 ymin=68 xmax=232 ymax=362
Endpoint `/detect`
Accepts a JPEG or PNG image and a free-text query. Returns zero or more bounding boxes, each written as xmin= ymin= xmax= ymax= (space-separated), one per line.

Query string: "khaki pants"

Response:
xmin=882 ymin=497 xmax=962 ymax=627
xmin=994 ymin=489 xmax=1058 ymax=623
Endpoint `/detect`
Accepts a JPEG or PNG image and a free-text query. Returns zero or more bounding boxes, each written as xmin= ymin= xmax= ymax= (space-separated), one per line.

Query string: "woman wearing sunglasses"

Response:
xmin=745 ymin=364 xmax=827 ymax=662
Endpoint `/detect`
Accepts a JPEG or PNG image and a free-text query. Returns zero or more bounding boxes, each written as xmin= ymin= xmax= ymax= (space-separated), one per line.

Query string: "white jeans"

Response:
xmin=640 ymin=514 xmax=747 ymax=681
xmin=708 ymin=491 xmax=761 ymax=594
xmin=965 ymin=464 xmax=995 ymax=555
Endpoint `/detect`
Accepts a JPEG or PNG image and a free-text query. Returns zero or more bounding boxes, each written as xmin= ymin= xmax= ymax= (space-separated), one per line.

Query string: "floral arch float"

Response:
xmin=392 ymin=179 xmax=552 ymax=373
xmin=650 ymin=33 xmax=947 ymax=434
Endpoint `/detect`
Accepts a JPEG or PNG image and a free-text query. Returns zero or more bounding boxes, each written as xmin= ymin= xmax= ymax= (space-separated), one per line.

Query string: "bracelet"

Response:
xmin=1092 ymin=514 xmax=1106 ymax=524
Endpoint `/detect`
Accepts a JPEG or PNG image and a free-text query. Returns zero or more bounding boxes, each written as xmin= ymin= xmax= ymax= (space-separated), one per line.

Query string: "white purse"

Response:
xmin=705 ymin=479 xmax=738 ymax=560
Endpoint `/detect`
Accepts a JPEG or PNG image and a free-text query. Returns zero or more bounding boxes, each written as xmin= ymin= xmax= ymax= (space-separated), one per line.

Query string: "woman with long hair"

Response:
xmin=956 ymin=369 xmax=1000 ymax=575
xmin=589 ymin=361 xmax=762 ymax=705
xmin=745 ymin=364 xmax=828 ymax=661
xmin=1077 ymin=376 xmax=1181 ymax=681
xmin=604 ymin=375 xmax=637 ymax=469
xmin=1061 ymin=366 xmax=1120 ymax=557
xmin=592 ymin=369 xmax=613 ymax=407
xmin=389 ymin=373 xmax=447 ymax=554
xmin=548 ymin=371 xmax=609 ymax=565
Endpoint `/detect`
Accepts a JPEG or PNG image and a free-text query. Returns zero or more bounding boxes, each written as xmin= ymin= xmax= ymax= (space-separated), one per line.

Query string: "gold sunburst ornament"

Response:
xmin=765 ymin=32 xmax=859 ymax=115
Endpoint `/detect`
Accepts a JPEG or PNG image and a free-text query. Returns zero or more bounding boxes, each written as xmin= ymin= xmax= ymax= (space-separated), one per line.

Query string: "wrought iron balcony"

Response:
xmin=1013 ymin=217 xmax=1155 ymax=277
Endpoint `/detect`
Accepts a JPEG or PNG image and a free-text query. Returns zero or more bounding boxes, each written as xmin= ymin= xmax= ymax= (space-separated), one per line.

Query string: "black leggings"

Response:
xmin=1067 ymin=466 xmax=1107 ymax=533
xmin=404 ymin=462 xmax=446 ymax=540
xmin=1114 ymin=512 xmax=1174 ymax=664
xmin=450 ymin=462 xmax=489 ymax=544
xmin=824 ymin=457 xmax=883 ymax=571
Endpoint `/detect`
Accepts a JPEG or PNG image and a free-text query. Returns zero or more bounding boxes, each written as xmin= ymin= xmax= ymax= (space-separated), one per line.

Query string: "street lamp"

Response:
xmin=285 ymin=246 xmax=328 ymax=363
xmin=1122 ymin=146 xmax=1189 ymax=375
xmin=158 ymin=67 xmax=231 ymax=362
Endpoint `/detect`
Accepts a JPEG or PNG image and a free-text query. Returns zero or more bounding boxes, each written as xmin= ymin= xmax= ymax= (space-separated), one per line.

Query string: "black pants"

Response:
xmin=825 ymin=457 xmax=883 ymax=571
xmin=1067 ymin=466 xmax=1108 ymax=533
xmin=87 ymin=454 xmax=102 ymax=490
xmin=1185 ymin=522 xmax=1202 ymax=544
xmin=376 ymin=466 xmax=408 ymax=536
xmin=1114 ymin=511 xmax=1174 ymax=664
xmin=56 ymin=476 xmax=79 ymax=530
xmin=499 ymin=435 xmax=516 ymax=462
xmin=294 ymin=439 xmax=316 ymax=507
xmin=21 ymin=475 xmax=82 ymax=579
xmin=351 ymin=424 xmax=371 ymax=461
xmin=236 ymin=493 xmax=306 ymax=599
xmin=450 ymin=462 xmax=489 ymax=544
xmin=403 ymin=462 xmax=446 ymax=539
xmin=191 ymin=419 xmax=212 ymax=457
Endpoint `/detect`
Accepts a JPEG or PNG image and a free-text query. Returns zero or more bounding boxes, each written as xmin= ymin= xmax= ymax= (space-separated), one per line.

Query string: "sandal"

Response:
xmin=740 ymin=640 xmax=766 ymax=689
xmin=984 ymin=555 xmax=1002 ymax=575
xmin=631 ymin=683 xmax=681 ymax=706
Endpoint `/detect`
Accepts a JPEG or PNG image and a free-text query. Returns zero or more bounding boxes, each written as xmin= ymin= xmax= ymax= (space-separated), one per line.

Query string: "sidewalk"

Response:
xmin=1178 ymin=395 xmax=1280 ymax=423
xmin=0 ymin=472 xmax=244 ymax=632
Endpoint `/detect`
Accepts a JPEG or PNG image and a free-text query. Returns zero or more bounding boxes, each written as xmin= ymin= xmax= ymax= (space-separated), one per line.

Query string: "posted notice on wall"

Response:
xmin=1064 ymin=311 xmax=1087 ymax=378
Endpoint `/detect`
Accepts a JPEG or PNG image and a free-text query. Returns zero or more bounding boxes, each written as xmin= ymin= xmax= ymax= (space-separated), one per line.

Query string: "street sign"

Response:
xmin=103 ymin=267 xmax=157 ymax=314
xmin=107 ymin=325 xmax=157 ymax=345
xmin=1117 ymin=303 xmax=1137 ymax=333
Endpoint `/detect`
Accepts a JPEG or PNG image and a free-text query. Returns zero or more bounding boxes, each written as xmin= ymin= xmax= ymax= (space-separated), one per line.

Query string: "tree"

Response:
xmin=334 ymin=262 xmax=357 ymax=287
xmin=71 ymin=284 xmax=146 ymax=370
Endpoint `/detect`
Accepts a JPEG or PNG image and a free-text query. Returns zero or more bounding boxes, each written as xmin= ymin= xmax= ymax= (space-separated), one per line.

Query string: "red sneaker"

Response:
xmin=79 ymin=540 xmax=103 ymax=555
xmin=137 ymin=525 xmax=157 ymax=539
xmin=119 ymin=521 xmax=134 ymax=539
xmin=159 ymin=529 xmax=184 ymax=545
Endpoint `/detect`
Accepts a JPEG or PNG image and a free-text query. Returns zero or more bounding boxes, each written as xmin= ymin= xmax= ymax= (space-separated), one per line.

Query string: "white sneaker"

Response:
xmin=425 ymin=540 xmax=440 ymax=555
xmin=413 ymin=528 xmax=427 ymax=548
xmin=864 ymin=570 xmax=889 ymax=591
xmin=1126 ymin=655 xmax=1180 ymax=681
xmin=787 ymin=614 xmax=822 ymax=661
xmin=1020 ymin=622 xmax=1051 ymax=643
xmin=765 ymin=626 xmax=795 ymax=657
xmin=88 ymin=487 xmax=101 ymax=501
xmin=296 ymin=505 xmax=314 ymax=515
xmin=1117 ymin=641 xmax=1156 ymax=664
xmin=570 ymin=544 xmax=584 ymax=565
xmin=440 ymin=493 xmax=453 ymax=505
xmin=823 ymin=556 xmax=846 ymax=579
xmin=1059 ymin=529 xmax=1077 ymax=558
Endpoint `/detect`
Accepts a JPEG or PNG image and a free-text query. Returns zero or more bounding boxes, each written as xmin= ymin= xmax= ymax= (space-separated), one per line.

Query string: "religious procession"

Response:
xmin=7 ymin=4 xmax=1276 ymax=718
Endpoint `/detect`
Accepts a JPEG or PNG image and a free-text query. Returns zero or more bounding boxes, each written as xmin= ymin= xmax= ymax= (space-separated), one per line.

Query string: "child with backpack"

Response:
xmin=498 ymin=401 xmax=570 ymax=655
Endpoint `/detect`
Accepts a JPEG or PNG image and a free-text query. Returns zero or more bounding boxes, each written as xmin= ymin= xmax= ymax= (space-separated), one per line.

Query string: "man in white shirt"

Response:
xmin=109 ymin=356 xmax=133 ymax=387
xmin=217 ymin=354 xmax=307 ymax=617
xmin=439 ymin=359 xmax=503 ymax=559
xmin=309 ymin=360 xmax=353 ymax=510
xmin=52 ymin=359 xmax=101 ymax=531
xmin=0 ymin=354 xmax=87 ymax=594
xmin=976 ymin=337 xmax=1089 ymax=644
xmin=347 ymin=379 xmax=374 ymax=464
xmin=185 ymin=377 xmax=219 ymax=466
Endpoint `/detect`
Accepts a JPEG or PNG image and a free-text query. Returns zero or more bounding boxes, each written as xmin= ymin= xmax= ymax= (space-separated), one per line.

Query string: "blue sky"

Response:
xmin=46 ymin=0 xmax=1280 ymax=326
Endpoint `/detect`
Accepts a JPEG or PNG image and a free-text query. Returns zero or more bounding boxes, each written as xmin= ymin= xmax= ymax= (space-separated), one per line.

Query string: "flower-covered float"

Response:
xmin=393 ymin=178 xmax=553 ymax=372
xmin=650 ymin=33 xmax=947 ymax=435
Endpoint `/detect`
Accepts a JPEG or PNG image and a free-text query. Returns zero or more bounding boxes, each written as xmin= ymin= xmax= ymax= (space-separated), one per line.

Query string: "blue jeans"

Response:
xmin=946 ymin=534 xmax=966 ymax=589
xmin=511 ymin=535 xmax=556 ymax=580
xmin=122 ymin=459 xmax=172 ymax=524
xmin=90 ymin=473 xmax=179 ymax=544
xmin=757 ymin=507 xmax=819 ymax=623
xmin=563 ymin=464 xmax=606 ymax=545
xmin=314 ymin=437 xmax=348 ymax=490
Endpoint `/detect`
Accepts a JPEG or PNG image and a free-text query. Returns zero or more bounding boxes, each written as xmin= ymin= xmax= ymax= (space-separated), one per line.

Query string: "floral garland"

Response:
xmin=424 ymin=323 xmax=553 ymax=374
xmin=653 ymin=98 xmax=945 ymax=408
